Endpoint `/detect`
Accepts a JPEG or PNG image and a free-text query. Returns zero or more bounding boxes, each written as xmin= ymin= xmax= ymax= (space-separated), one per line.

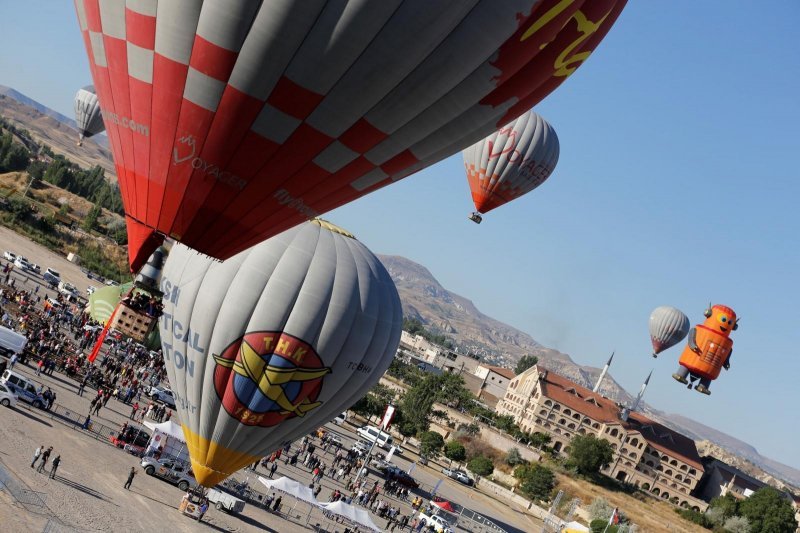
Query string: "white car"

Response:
xmin=13 ymin=256 xmax=32 ymax=271
xmin=149 ymin=386 xmax=176 ymax=408
xmin=3 ymin=251 xmax=16 ymax=262
xmin=87 ymin=286 xmax=97 ymax=295
xmin=58 ymin=281 xmax=78 ymax=296
xmin=0 ymin=382 xmax=18 ymax=407
xmin=332 ymin=412 xmax=348 ymax=425
xmin=418 ymin=513 xmax=453 ymax=533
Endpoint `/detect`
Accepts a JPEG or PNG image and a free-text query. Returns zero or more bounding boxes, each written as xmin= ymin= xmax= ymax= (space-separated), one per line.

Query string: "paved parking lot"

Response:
xmin=0 ymin=227 xmax=540 ymax=532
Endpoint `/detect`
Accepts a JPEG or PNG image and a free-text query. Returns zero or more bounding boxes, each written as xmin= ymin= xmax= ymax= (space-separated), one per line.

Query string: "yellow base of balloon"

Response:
xmin=182 ymin=424 xmax=260 ymax=487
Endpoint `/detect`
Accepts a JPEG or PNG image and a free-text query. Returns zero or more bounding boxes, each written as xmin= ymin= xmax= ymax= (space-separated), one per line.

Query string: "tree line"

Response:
xmin=0 ymin=118 xmax=123 ymax=215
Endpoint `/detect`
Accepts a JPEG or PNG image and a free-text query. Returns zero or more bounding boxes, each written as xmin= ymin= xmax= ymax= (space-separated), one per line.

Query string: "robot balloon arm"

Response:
xmin=688 ymin=327 xmax=699 ymax=352
xmin=723 ymin=349 xmax=732 ymax=370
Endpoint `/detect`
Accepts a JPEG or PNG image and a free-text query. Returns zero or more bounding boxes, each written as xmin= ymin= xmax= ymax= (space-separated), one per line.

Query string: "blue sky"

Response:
xmin=1 ymin=2 xmax=798 ymax=470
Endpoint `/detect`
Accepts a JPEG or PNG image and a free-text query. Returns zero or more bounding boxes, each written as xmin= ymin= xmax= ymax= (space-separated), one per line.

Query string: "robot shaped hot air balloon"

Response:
xmin=672 ymin=304 xmax=738 ymax=395
xmin=649 ymin=306 xmax=690 ymax=358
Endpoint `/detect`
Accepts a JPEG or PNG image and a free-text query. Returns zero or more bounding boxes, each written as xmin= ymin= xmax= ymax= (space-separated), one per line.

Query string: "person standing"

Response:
xmin=30 ymin=445 xmax=42 ymax=468
xmin=49 ymin=455 xmax=61 ymax=479
xmin=272 ymin=495 xmax=282 ymax=513
xmin=36 ymin=447 xmax=52 ymax=473
xmin=78 ymin=375 xmax=87 ymax=396
xmin=124 ymin=466 xmax=136 ymax=489
xmin=269 ymin=461 xmax=278 ymax=479
xmin=197 ymin=499 xmax=209 ymax=522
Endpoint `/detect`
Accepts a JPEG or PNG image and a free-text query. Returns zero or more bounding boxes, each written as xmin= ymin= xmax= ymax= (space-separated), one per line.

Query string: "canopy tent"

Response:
xmin=320 ymin=500 xmax=382 ymax=532
xmin=143 ymin=420 xmax=188 ymax=463
xmin=143 ymin=420 xmax=184 ymax=441
xmin=432 ymin=500 xmax=456 ymax=513
xmin=259 ymin=476 xmax=319 ymax=506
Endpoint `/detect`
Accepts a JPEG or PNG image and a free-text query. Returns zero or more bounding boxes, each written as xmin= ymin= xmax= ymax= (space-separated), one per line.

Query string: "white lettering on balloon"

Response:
xmin=172 ymin=134 xmax=247 ymax=190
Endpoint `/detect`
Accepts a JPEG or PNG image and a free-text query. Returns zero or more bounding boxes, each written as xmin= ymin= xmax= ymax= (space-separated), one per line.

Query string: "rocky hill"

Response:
xmin=0 ymin=86 xmax=114 ymax=176
xmin=378 ymin=253 xmax=800 ymax=489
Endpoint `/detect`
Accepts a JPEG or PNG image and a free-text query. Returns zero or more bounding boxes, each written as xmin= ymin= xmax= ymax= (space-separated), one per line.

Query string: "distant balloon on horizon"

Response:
xmin=73 ymin=85 xmax=104 ymax=145
xmin=463 ymin=110 xmax=559 ymax=219
xmin=649 ymin=306 xmax=690 ymax=357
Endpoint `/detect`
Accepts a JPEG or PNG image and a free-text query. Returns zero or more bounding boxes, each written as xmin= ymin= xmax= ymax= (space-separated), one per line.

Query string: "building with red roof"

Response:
xmin=498 ymin=365 xmax=709 ymax=511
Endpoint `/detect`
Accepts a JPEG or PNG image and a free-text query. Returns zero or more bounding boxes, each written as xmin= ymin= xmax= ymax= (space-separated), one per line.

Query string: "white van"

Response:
xmin=356 ymin=425 xmax=394 ymax=449
xmin=333 ymin=412 xmax=348 ymax=425
xmin=0 ymin=325 xmax=27 ymax=358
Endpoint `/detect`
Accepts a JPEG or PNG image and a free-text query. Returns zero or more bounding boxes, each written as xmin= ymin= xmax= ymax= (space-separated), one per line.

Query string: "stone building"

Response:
xmin=498 ymin=365 xmax=708 ymax=510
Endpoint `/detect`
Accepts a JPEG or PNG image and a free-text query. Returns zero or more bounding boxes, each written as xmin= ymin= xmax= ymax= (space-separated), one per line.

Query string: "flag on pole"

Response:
xmin=609 ymin=507 xmax=620 ymax=525
xmin=381 ymin=404 xmax=396 ymax=430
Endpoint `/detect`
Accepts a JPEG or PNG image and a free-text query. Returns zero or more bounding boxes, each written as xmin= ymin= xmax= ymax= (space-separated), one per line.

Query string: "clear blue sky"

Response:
xmin=1 ymin=2 xmax=798 ymax=470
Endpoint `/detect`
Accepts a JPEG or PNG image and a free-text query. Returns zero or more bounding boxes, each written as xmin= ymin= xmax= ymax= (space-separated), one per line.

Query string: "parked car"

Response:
xmin=0 ymin=325 xmax=28 ymax=358
xmin=58 ymin=281 xmax=78 ymax=296
xmin=149 ymin=386 xmax=176 ymax=409
xmin=384 ymin=466 xmax=420 ymax=488
xmin=442 ymin=468 xmax=474 ymax=486
xmin=105 ymin=279 xmax=120 ymax=286
xmin=3 ymin=251 xmax=16 ymax=262
xmin=0 ymin=382 xmax=18 ymax=407
xmin=86 ymin=285 xmax=97 ymax=295
xmin=141 ymin=457 xmax=197 ymax=491
xmin=332 ymin=412 xmax=348 ymax=425
xmin=417 ymin=512 xmax=453 ymax=533
xmin=356 ymin=424 xmax=394 ymax=449
xmin=0 ymin=370 xmax=45 ymax=408
xmin=29 ymin=263 xmax=41 ymax=274
xmin=110 ymin=426 xmax=151 ymax=454
xmin=351 ymin=440 xmax=371 ymax=457
xmin=370 ymin=458 xmax=395 ymax=472
xmin=43 ymin=268 xmax=61 ymax=286
xmin=13 ymin=256 xmax=33 ymax=271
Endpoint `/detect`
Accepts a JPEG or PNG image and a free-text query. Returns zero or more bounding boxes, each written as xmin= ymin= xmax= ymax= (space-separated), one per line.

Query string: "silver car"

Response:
xmin=141 ymin=457 xmax=197 ymax=491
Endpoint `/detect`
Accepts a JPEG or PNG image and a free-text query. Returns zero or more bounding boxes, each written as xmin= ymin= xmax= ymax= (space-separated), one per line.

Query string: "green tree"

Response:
xmin=399 ymin=373 xmax=439 ymax=435
xmin=737 ymin=487 xmax=796 ymax=533
xmin=529 ymin=432 xmax=552 ymax=449
xmin=590 ymin=520 xmax=618 ymax=533
xmin=418 ymin=431 xmax=445 ymax=459
xmin=566 ymin=435 xmax=614 ymax=476
xmin=517 ymin=464 xmax=555 ymax=503
xmin=83 ymin=203 xmax=102 ymax=231
xmin=514 ymin=355 xmax=538 ymax=375
xmin=587 ymin=497 xmax=612 ymax=521
xmin=505 ymin=448 xmax=526 ymax=466
xmin=443 ymin=441 xmax=466 ymax=462
xmin=467 ymin=456 xmax=494 ymax=477
xmin=723 ymin=516 xmax=751 ymax=533
xmin=709 ymin=493 xmax=739 ymax=520
xmin=58 ymin=202 xmax=71 ymax=215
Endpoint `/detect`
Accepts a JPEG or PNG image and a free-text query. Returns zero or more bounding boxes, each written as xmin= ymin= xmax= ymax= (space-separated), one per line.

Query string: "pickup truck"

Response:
xmin=417 ymin=511 xmax=453 ymax=533
xmin=207 ymin=485 xmax=246 ymax=513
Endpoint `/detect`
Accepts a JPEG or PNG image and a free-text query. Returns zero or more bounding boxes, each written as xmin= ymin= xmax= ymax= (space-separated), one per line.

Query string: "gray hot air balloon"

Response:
xmin=73 ymin=86 xmax=104 ymax=146
xmin=649 ymin=306 xmax=690 ymax=357
xmin=463 ymin=111 xmax=559 ymax=223
xmin=158 ymin=220 xmax=402 ymax=486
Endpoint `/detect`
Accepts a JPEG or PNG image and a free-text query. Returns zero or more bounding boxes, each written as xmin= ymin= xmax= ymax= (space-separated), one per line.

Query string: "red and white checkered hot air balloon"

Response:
xmin=463 ymin=111 xmax=559 ymax=223
xmin=74 ymin=0 xmax=627 ymax=271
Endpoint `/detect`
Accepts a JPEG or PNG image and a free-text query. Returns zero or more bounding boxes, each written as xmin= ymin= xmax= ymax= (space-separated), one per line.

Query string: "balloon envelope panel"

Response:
xmin=159 ymin=221 xmax=402 ymax=486
xmin=74 ymin=86 xmax=105 ymax=139
xmin=463 ymin=111 xmax=559 ymax=214
xmin=649 ymin=306 xmax=690 ymax=355
xmin=74 ymin=0 xmax=627 ymax=270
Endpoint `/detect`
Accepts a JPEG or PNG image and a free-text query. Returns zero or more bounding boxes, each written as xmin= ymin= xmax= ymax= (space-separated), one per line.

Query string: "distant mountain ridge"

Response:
xmin=0 ymin=85 xmax=114 ymax=175
xmin=377 ymin=253 xmax=800 ymax=489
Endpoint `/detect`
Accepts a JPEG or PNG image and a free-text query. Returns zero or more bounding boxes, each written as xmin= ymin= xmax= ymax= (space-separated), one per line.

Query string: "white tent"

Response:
xmin=320 ymin=500 xmax=382 ymax=532
xmin=259 ymin=476 xmax=319 ymax=506
xmin=561 ymin=521 xmax=590 ymax=532
xmin=142 ymin=420 xmax=188 ymax=463
xmin=143 ymin=420 xmax=185 ymax=441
